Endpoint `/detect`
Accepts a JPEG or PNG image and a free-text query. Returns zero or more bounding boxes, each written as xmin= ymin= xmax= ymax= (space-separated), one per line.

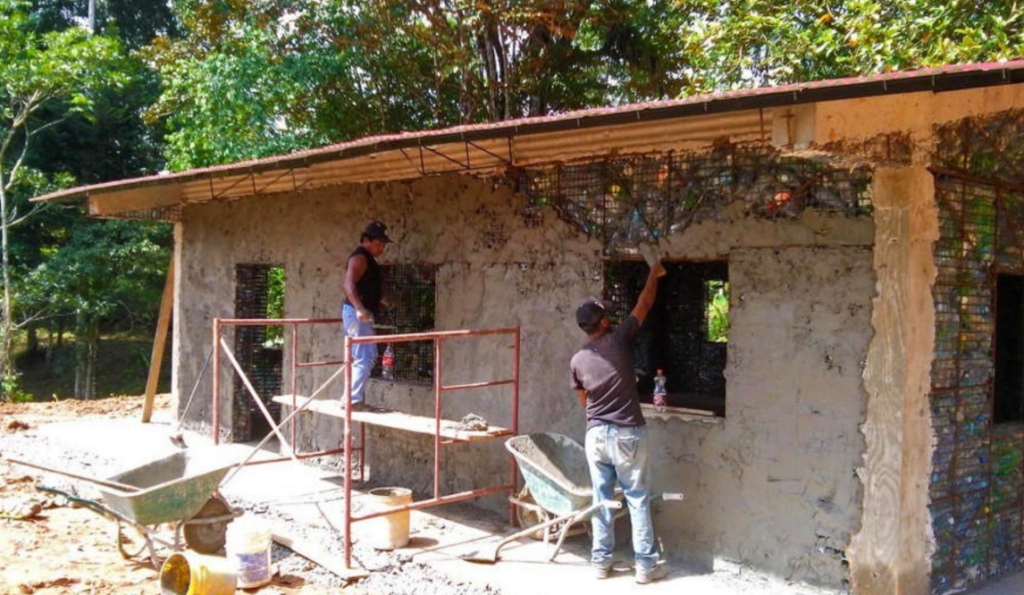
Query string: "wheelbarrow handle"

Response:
xmin=35 ymin=485 xmax=129 ymax=524
xmin=499 ymin=499 xmax=619 ymax=550
xmin=10 ymin=458 xmax=139 ymax=492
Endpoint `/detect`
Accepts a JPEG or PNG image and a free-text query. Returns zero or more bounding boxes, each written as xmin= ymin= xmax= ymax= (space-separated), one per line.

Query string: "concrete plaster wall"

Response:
xmin=172 ymin=168 xmax=876 ymax=589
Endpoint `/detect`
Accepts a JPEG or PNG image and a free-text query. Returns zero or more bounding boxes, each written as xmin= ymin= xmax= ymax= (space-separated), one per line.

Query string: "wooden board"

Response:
xmin=271 ymin=395 xmax=512 ymax=442
xmin=272 ymin=531 xmax=369 ymax=581
xmin=142 ymin=255 xmax=174 ymax=423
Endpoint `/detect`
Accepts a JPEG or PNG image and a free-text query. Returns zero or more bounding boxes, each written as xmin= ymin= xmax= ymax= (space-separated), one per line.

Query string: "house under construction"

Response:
xmin=34 ymin=61 xmax=1024 ymax=595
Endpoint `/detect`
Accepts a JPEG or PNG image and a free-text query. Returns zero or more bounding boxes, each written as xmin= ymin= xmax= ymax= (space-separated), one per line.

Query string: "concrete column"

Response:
xmin=847 ymin=164 xmax=937 ymax=595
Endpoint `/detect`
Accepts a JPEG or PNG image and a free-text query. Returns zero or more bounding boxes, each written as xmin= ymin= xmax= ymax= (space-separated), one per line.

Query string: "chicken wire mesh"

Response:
xmin=371 ymin=264 xmax=436 ymax=384
xmin=519 ymin=144 xmax=872 ymax=256
xmin=930 ymin=109 xmax=1024 ymax=593
xmin=232 ymin=264 xmax=284 ymax=442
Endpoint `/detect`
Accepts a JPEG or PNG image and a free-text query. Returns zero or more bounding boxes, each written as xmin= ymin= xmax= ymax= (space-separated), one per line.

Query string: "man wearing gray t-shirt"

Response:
xmin=570 ymin=261 xmax=666 ymax=584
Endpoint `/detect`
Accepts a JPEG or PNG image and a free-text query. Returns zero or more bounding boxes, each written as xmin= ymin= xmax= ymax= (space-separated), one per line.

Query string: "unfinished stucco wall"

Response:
xmin=647 ymin=246 xmax=873 ymax=587
xmin=173 ymin=163 xmax=877 ymax=589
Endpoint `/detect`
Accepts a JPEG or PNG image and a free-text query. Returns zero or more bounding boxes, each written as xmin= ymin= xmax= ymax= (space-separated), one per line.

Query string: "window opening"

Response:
xmin=604 ymin=260 xmax=728 ymax=416
xmin=706 ymin=280 xmax=730 ymax=343
xmin=995 ymin=273 xmax=1024 ymax=424
xmin=233 ymin=264 xmax=285 ymax=441
xmin=372 ymin=264 xmax=436 ymax=384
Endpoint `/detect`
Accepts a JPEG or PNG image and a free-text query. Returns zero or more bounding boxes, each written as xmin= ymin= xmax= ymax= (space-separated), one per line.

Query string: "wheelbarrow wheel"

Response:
xmin=183 ymin=495 xmax=233 ymax=554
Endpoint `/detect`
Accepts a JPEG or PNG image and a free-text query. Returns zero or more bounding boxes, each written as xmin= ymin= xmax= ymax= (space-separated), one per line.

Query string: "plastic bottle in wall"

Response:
xmin=382 ymin=344 xmax=396 ymax=382
xmin=653 ymin=369 xmax=667 ymax=412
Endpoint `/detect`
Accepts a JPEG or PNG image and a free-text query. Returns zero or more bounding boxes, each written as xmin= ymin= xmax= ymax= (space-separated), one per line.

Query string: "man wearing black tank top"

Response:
xmin=342 ymin=221 xmax=391 ymax=406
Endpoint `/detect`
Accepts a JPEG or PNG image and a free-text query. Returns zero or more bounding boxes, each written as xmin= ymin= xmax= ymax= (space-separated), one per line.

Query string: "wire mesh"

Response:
xmin=372 ymin=264 xmax=436 ymax=384
xmin=232 ymin=264 xmax=284 ymax=442
xmin=519 ymin=145 xmax=872 ymax=256
xmin=929 ymin=122 xmax=1024 ymax=591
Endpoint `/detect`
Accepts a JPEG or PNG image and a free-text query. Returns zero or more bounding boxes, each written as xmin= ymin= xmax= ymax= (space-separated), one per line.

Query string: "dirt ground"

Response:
xmin=0 ymin=395 xmax=339 ymax=595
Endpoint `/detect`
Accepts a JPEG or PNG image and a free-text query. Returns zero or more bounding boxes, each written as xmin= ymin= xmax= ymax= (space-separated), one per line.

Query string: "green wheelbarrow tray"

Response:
xmin=505 ymin=433 xmax=625 ymax=516
xmin=30 ymin=447 xmax=241 ymax=568
xmin=98 ymin=448 xmax=237 ymax=526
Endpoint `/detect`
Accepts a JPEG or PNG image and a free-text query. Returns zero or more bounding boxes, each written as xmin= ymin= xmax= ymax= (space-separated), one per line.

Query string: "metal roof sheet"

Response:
xmin=33 ymin=59 xmax=1024 ymax=204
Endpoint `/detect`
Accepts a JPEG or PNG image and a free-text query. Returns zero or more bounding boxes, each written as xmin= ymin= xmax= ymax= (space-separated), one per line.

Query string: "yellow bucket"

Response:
xmin=160 ymin=552 xmax=237 ymax=595
xmin=366 ymin=487 xmax=413 ymax=550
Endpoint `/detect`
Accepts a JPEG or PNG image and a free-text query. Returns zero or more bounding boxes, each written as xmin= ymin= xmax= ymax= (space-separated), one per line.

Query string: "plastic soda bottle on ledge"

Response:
xmin=382 ymin=344 xmax=396 ymax=381
xmin=653 ymin=369 xmax=667 ymax=412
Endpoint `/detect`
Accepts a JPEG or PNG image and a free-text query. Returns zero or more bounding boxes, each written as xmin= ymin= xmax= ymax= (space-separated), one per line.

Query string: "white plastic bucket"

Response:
xmin=366 ymin=487 xmax=413 ymax=550
xmin=225 ymin=517 xmax=272 ymax=589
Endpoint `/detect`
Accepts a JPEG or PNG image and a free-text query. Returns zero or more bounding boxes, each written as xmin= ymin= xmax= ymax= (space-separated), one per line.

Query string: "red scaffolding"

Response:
xmin=210 ymin=318 xmax=520 ymax=569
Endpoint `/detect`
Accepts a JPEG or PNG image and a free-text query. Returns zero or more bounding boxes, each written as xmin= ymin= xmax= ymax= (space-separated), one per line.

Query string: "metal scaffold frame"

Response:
xmin=209 ymin=318 xmax=521 ymax=569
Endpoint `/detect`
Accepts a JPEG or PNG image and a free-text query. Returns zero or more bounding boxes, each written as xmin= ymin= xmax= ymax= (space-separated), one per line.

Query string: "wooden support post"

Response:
xmin=142 ymin=255 xmax=175 ymax=423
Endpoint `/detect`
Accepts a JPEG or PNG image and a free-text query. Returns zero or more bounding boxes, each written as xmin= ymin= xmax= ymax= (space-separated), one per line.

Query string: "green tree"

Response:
xmin=146 ymin=0 xmax=691 ymax=170
xmin=0 ymin=0 xmax=126 ymax=397
xmin=676 ymin=1 xmax=1024 ymax=93
xmin=19 ymin=220 xmax=169 ymax=397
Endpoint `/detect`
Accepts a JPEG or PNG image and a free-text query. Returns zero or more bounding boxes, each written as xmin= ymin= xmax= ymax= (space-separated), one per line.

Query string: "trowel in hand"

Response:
xmin=638 ymin=240 xmax=667 ymax=273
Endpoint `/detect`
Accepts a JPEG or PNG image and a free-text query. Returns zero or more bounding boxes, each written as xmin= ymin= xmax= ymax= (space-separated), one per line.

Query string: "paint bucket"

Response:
xmin=225 ymin=517 xmax=273 ymax=588
xmin=160 ymin=552 xmax=236 ymax=595
xmin=366 ymin=487 xmax=413 ymax=550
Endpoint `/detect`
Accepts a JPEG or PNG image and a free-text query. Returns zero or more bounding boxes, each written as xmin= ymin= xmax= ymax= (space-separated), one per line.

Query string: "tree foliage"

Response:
xmin=0 ymin=0 xmax=128 ymax=396
xmin=19 ymin=219 xmax=169 ymax=397
xmin=146 ymin=0 xmax=691 ymax=169
xmin=677 ymin=1 xmax=1024 ymax=93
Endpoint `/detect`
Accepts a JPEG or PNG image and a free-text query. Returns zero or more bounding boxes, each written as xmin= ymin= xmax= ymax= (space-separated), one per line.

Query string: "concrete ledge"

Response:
xmin=640 ymin=404 xmax=723 ymax=424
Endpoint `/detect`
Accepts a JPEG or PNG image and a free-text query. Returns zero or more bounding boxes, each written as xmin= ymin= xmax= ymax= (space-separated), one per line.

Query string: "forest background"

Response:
xmin=2 ymin=0 xmax=1021 ymax=400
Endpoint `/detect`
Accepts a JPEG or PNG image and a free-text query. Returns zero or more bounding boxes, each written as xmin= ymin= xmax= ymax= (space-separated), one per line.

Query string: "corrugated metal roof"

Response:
xmin=33 ymin=59 xmax=1024 ymax=204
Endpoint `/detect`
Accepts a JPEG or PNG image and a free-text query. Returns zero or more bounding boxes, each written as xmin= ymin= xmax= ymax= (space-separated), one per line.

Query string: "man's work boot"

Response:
xmin=593 ymin=563 xmax=612 ymax=580
xmin=635 ymin=564 xmax=667 ymax=584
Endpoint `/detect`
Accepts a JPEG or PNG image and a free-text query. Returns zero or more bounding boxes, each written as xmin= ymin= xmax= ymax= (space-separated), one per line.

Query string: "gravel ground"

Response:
xmin=0 ymin=420 xmax=498 ymax=595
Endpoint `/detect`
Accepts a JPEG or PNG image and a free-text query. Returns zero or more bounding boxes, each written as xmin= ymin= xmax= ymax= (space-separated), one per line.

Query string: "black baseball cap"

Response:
xmin=362 ymin=221 xmax=393 ymax=243
xmin=576 ymin=298 xmax=613 ymax=330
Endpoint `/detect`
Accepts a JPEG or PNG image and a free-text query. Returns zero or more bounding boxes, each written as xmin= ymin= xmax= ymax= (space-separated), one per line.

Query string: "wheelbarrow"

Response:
xmin=12 ymin=448 xmax=241 ymax=568
xmin=461 ymin=433 xmax=682 ymax=564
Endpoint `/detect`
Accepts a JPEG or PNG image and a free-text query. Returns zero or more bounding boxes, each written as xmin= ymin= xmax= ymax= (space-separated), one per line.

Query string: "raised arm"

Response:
xmin=344 ymin=254 xmax=372 ymax=321
xmin=629 ymin=262 xmax=667 ymax=325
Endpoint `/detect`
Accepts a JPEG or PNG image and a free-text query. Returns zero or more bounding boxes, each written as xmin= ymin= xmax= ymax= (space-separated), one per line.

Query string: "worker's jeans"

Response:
xmin=585 ymin=423 xmax=658 ymax=571
xmin=342 ymin=304 xmax=377 ymax=405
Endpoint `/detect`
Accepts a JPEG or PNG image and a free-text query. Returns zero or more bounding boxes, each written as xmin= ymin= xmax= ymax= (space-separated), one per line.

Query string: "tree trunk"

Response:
xmin=86 ymin=324 xmax=98 ymax=399
xmin=0 ymin=170 xmax=13 ymax=399
xmin=26 ymin=324 xmax=38 ymax=355
xmin=74 ymin=311 xmax=88 ymax=398
xmin=45 ymin=320 xmax=54 ymax=365
xmin=73 ymin=314 xmax=99 ymax=399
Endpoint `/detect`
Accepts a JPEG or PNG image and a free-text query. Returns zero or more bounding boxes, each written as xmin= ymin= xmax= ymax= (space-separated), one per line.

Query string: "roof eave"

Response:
xmin=31 ymin=62 xmax=1024 ymax=205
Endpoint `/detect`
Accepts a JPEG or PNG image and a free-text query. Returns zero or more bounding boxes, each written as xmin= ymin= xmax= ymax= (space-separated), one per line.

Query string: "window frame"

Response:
xmin=602 ymin=258 xmax=729 ymax=417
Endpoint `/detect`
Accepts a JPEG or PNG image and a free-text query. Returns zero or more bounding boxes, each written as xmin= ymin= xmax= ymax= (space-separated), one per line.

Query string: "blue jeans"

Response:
xmin=342 ymin=304 xmax=377 ymax=405
xmin=585 ymin=424 xmax=658 ymax=570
